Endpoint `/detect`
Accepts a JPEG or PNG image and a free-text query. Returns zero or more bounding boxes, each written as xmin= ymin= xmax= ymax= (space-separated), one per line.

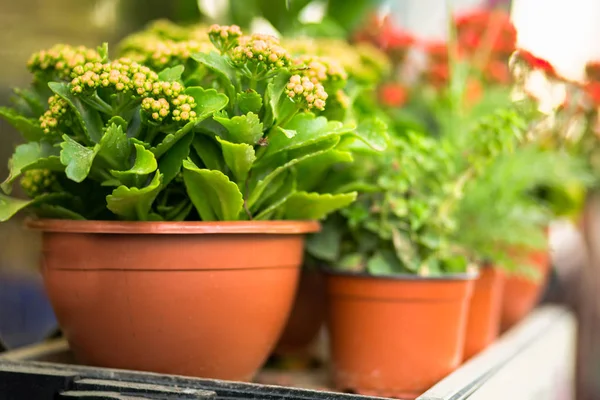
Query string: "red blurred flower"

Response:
xmin=354 ymin=15 xmax=415 ymax=63
xmin=379 ymin=83 xmax=408 ymax=107
xmin=455 ymin=9 xmax=516 ymax=60
xmin=515 ymin=49 xmax=557 ymax=78
xmin=484 ymin=60 xmax=511 ymax=84
xmin=586 ymin=61 xmax=600 ymax=82
xmin=424 ymin=41 xmax=449 ymax=64
xmin=585 ymin=81 xmax=600 ymax=106
xmin=425 ymin=63 xmax=450 ymax=87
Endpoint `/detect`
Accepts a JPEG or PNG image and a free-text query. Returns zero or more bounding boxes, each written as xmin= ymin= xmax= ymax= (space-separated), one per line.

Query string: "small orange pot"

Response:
xmin=326 ymin=272 xmax=476 ymax=399
xmin=463 ymin=266 xmax=505 ymax=361
xmin=29 ymin=219 xmax=320 ymax=381
xmin=500 ymin=249 xmax=550 ymax=332
xmin=273 ymin=269 xmax=326 ymax=356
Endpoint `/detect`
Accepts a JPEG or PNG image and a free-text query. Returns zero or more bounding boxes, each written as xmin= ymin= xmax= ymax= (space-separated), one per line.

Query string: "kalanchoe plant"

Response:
xmin=0 ymin=25 xmax=386 ymax=222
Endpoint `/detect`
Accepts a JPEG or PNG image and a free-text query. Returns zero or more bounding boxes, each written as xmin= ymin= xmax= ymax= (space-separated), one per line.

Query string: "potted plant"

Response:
xmin=0 ymin=25 xmax=385 ymax=381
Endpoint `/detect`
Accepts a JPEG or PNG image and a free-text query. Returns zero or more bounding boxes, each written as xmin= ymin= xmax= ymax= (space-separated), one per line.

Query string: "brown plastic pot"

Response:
xmin=463 ymin=266 xmax=505 ymax=361
xmin=326 ymin=271 xmax=476 ymax=399
xmin=500 ymin=248 xmax=550 ymax=332
xmin=273 ymin=268 xmax=327 ymax=356
xmin=28 ymin=219 xmax=320 ymax=381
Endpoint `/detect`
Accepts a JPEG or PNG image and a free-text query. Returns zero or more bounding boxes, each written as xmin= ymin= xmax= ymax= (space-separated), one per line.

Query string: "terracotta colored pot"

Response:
xmin=273 ymin=269 xmax=327 ymax=356
xmin=500 ymin=249 xmax=550 ymax=332
xmin=28 ymin=219 xmax=320 ymax=381
xmin=326 ymin=272 xmax=476 ymax=399
xmin=463 ymin=266 xmax=505 ymax=361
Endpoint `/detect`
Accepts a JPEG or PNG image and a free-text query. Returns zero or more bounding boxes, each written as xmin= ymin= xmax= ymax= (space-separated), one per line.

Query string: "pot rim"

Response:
xmin=321 ymin=267 xmax=479 ymax=281
xmin=25 ymin=218 xmax=321 ymax=235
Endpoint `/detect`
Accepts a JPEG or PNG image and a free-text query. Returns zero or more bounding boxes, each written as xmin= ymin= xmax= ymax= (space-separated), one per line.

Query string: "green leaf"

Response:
xmin=283 ymin=191 xmax=357 ymax=220
xmin=264 ymin=70 xmax=292 ymax=126
xmin=0 ymin=107 xmax=44 ymax=141
xmin=296 ymin=150 xmax=354 ymax=192
xmin=0 ymin=193 xmax=69 ymax=222
xmin=353 ymin=117 xmax=389 ymax=151
xmin=305 ymin=217 xmax=342 ymax=261
xmin=158 ymin=131 xmax=195 ymax=186
xmin=158 ymin=65 xmax=185 ymax=82
xmin=192 ymin=135 xmax=224 ymax=170
xmin=213 ymin=112 xmax=264 ymax=145
xmin=110 ymin=144 xmax=158 ymax=183
xmin=247 ymin=146 xmax=338 ymax=209
xmin=237 ymin=90 xmax=263 ymax=114
xmin=2 ymin=142 xmax=62 ymax=194
xmin=106 ymin=172 xmax=163 ymax=220
xmin=35 ymin=204 xmax=86 ymax=220
xmin=367 ymin=250 xmax=403 ymax=276
xmin=254 ymin=170 xmax=296 ymax=220
xmin=182 ymin=159 xmax=244 ymax=221
xmin=191 ymin=51 xmax=237 ymax=99
xmin=216 ymin=137 xmax=256 ymax=185
xmin=96 ymin=122 xmax=131 ymax=171
xmin=260 ymin=113 xmax=351 ymax=162
xmin=60 ymin=135 xmax=98 ymax=183
xmin=97 ymin=42 xmax=109 ymax=62
xmin=48 ymin=82 xmax=103 ymax=144
xmin=151 ymin=121 xmax=196 ymax=158
xmin=391 ymin=228 xmax=419 ymax=272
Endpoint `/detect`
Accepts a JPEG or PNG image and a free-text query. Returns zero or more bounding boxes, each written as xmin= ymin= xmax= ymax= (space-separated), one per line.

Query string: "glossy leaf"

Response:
xmin=192 ymin=135 xmax=224 ymax=171
xmin=213 ymin=112 xmax=263 ymax=145
xmin=48 ymin=82 xmax=103 ymax=143
xmin=60 ymin=135 xmax=98 ymax=183
xmin=158 ymin=65 xmax=185 ymax=82
xmin=151 ymin=121 xmax=195 ymax=158
xmin=182 ymin=159 xmax=244 ymax=221
xmin=254 ymin=170 xmax=296 ymax=220
xmin=106 ymin=172 xmax=163 ymax=220
xmin=237 ymin=90 xmax=263 ymax=114
xmin=283 ymin=191 xmax=357 ymax=220
xmin=96 ymin=122 xmax=131 ymax=171
xmin=247 ymin=146 xmax=337 ymax=209
xmin=264 ymin=70 xmax=292 ymax=126
xmin=110 ymin=144 xmax=158 ymax=183
xmin=296 ymin=150 xmax=353 ymax=192
xmin=190 ymin=52 xmax=237 ymax=98
xmin=0 ymin=107 xmax=44 ymax=141
xmin=259 ymin=113 xmax=351 ymax=161
xmin=158 ymin=131 xmax=194 ymax=186
xmin=0 ymin=193 xmax=69 ymax=222
xmin=216 ymin=137 xmax=256 ymax=185
xmin=1 ymin=142 xmax=62 ymax=194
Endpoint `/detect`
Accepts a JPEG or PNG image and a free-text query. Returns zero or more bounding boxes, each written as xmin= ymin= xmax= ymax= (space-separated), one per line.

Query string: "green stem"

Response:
xmin=82 ymin=92 xmax=113 ymax=115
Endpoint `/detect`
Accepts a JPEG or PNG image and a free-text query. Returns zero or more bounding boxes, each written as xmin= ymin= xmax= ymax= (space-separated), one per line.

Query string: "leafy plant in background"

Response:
xmin=0 ymin=25 xmax=388 ymax=222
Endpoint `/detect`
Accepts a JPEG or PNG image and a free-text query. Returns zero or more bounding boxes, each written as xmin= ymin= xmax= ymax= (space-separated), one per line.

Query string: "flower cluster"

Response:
xmin=39 ymin=95 xmax=70 ymax=135
xmin=70 ymin=58 xmax=159 ymax=96
xmin=512 ymin=49 xmax=557 ymax=79
xmin=141 ymin=80 xmax=196 ymax=122
xmin=294 ymin=55 xmax=347 ymax=88
xmin=230 ymin=33 xmax=292 ymax=74
xmin=20 ymin=169 xmax=56 ymax=198
xmin=285 ymin=38 xmax=389 ymax=85
xmin=123 ymin=39 xmax=213 ymax=70
xmin=141 ymin=91 xmax=197 ymax=123
xmin=27 ymin=44 xmax=103 ymax=80
xmin=208 ymin=24 xmax=242 ymax=53
xmin=286 ymin=74 xmax=328 ymax=110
